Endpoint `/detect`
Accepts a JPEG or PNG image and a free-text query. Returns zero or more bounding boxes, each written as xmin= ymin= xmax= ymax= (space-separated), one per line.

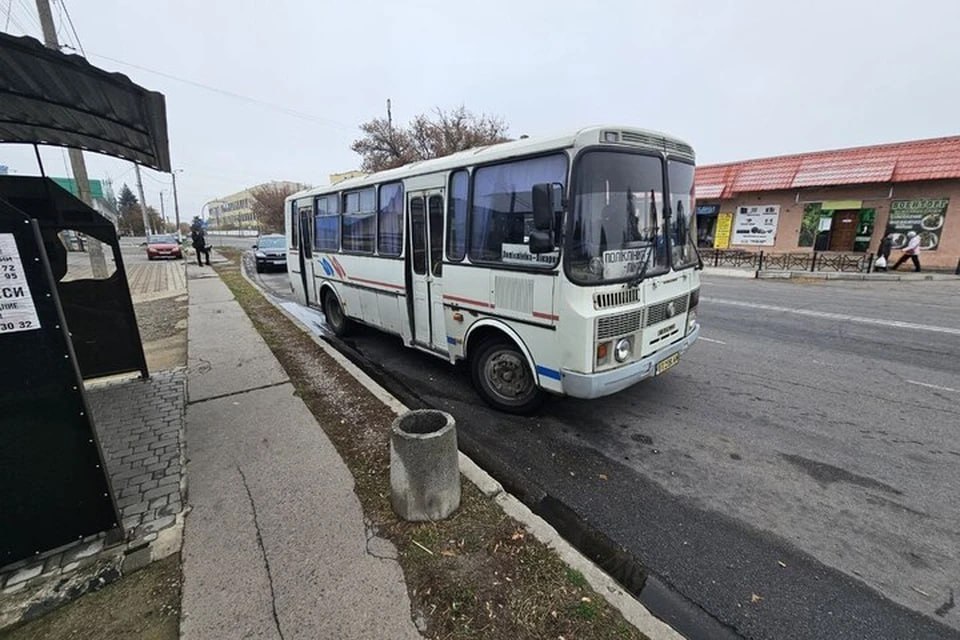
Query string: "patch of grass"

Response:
xmin=566 ymin=568 xmax=588 ymax=589
xmin=0 ymin=554 xmax=180 ymax=640
xmin=213 ymin=251 xmax=649 ymax=640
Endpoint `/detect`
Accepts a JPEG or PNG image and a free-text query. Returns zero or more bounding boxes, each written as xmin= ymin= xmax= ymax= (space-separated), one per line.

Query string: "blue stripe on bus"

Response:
xmin=536 ymin=365 xmax=561 ymax=381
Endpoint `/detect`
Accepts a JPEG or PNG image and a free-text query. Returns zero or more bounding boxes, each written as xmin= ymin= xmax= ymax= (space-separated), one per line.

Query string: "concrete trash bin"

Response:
xmin=390 ymin=409 xmax=461 ymax=521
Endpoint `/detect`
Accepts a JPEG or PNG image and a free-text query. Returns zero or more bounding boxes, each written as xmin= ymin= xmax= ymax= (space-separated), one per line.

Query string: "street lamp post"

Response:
xmin=171 ymin=169 xmax=183 ymax=240
xmin=201 ymin=199 xmax=226 ymax=247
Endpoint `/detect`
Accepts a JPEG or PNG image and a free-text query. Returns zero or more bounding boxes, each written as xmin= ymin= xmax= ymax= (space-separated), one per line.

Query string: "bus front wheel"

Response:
xmin=322 ymin=291 xmax=351 ymax=337
xmin=471 ymin=338 xmax=545 ymax=415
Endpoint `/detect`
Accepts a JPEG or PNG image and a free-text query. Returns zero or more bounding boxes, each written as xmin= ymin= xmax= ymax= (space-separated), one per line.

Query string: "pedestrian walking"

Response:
xmin=191 ymin=225 xmax=211 ymax=267
xmin=891 ymin=231 xmax=921 ymax=272
xmin=874 ymin=234 xmax=893 ymax=271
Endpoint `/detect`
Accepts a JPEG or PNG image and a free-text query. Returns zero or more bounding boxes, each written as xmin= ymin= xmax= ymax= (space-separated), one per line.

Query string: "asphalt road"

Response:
xmin=252 ymin=259 xmax=960 ymax=640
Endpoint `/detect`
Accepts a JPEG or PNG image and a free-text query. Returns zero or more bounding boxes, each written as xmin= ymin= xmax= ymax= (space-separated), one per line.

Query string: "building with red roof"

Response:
xmin=694 ymin=136 xmax=960 ymax=269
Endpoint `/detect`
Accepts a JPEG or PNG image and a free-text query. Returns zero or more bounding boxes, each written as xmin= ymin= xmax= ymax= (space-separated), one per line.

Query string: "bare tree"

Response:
xmin=250 ymin=183 xmax=305 ymax=233
xmin=352 ymin=106 xmax=510 ymax=172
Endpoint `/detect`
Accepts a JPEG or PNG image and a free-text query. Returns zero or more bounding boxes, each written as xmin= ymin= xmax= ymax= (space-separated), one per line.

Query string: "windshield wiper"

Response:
xmin=628 ymin=253 xmax=651 ymax=288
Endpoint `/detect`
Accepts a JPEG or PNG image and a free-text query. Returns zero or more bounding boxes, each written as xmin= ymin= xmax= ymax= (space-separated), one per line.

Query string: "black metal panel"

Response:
xmin=0 ymin=202 xmax=120 ymax=566
xmin=0 ymin=32 xmax=170 ymax=172
xmin=0 ymin=176 xmax=148 ymax=379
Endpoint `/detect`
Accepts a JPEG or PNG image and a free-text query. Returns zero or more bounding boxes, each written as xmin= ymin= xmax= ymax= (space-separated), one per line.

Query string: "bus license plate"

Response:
xmin=655 ymin=353 xmax=680 ymax=375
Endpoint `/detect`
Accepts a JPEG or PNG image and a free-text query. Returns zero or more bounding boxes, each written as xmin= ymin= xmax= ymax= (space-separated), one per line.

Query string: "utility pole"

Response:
xmin=159 ymin=190 xmax=166 ymax=230
xmin=171 ymin=170 xmax=182 ymax=238
xmin=36 ymin=0 xmax=108 ymax=278
xmin=386 ymin=98 xmax=392 ymax=129
xmin=134 ymin=164 xmax=152 ymax=236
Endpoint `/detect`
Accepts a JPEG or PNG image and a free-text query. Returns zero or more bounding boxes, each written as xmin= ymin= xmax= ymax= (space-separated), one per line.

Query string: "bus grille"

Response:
xmin=645 ymin=295 xmax=689 ymax=327
xmin=594 ymin=288 xmax=640 ymax=310
xmin=597 ymin=310 xmax=643 ymax=340
xmin=620 ymin=131 xmax=695 ymax=158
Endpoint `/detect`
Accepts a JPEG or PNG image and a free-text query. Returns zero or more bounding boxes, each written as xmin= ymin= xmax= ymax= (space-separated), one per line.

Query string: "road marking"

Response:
xmin=702 ymin=297 xmax=960 ymax=336
xmin=699 ymin=337 xmax=727 ymax=345
xmin=906 ymin=380 xmax=959 ymax=394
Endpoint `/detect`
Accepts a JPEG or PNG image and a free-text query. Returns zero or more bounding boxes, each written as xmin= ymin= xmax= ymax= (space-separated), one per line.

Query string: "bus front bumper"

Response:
xmin=560 ymin=324 xmax=700 ymax=400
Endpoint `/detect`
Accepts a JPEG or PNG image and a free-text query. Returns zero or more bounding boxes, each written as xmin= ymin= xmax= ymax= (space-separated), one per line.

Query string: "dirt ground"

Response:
xmin=0 ymin=554 xmax=180 ymax=640
xmin=135 ymin=294 xmax=188 ymax=371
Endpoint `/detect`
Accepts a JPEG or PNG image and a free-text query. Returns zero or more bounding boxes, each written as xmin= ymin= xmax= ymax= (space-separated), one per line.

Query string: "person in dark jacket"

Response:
xmin=191 ymin=226 xmax=211 ymax=266
xmin=875 ymin=234 xmax=893 ymax=271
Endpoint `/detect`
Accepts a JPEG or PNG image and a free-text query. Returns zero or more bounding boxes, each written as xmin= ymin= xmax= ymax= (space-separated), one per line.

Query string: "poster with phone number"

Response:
xmin=732 ymin=205 xmax=780 ymax=246
xmin=0 ymin=233 xmax=42 ymax=334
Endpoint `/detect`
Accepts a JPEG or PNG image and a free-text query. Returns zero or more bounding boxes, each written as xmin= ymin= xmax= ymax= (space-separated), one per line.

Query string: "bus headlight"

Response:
xmin=687 ymin=308 xmax=697 ymax=333
xmin=614 ymin=337 xmax=632 ymax=363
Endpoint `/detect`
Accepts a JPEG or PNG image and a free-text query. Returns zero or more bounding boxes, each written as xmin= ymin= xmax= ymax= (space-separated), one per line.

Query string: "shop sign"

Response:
xmin=733 ymin=205 xmax=780 ymax=246
xmin=714 ymin=212 xmax=733 ymax=249
xmin=886 ymin=198 xmax=948 ymax=251
xmin=696 ymin=204 xmax=720 ymax=216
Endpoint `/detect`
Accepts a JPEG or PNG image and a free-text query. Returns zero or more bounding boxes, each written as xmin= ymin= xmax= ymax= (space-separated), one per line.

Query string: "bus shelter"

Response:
xmin=0 ymin=31 xmax=169 ymax=565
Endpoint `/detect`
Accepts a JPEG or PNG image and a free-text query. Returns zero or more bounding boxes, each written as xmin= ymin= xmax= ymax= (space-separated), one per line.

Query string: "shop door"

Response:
xmin=828 ymin=210 xmax=859 ymax=251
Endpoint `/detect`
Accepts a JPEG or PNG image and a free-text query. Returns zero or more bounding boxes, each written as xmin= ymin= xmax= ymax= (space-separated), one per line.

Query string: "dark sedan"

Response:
xmin=253 ymin=234 xmax=287 ymax=272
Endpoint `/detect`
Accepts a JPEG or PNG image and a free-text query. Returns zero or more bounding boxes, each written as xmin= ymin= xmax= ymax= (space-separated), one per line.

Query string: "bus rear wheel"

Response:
xmin=322 ymin=291 xmax=351 ymax=337
xmin=471 ymin=338 xmax=545 ymax=415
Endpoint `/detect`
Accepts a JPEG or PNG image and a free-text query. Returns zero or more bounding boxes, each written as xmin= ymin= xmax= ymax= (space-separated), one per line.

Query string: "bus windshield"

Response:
xmin=567 ymin=151 xmax=668 ymax=284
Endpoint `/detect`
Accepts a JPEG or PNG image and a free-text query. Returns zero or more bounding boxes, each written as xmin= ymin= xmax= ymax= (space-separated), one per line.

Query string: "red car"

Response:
xmin=146 ymin=234 xmax=183 ymax=260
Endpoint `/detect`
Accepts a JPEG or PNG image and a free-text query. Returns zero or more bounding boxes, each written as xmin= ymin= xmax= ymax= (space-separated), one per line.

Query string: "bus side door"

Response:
xmin=297 ymin=202 xmax=315 ymax=306
xmin=406 ymin=190 xmax=446 ymax=352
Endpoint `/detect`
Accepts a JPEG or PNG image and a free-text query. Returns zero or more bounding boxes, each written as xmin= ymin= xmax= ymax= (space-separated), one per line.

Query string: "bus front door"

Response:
xmin=407 ymin=191 xmax=446 ymax=351
xmin=297 ymin=204 xmax=315 ymax=306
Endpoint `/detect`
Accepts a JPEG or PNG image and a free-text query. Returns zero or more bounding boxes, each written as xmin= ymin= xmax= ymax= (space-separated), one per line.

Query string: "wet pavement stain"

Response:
xmin=729 ymin=453 xmax=742 ymax=461
xmin=935 ymin=589 xmax=955 ymax=617
xmin=631 ymin=433 xmax=654 ymax=445
xmin=780 ymin=453 xmax=903 ymax=495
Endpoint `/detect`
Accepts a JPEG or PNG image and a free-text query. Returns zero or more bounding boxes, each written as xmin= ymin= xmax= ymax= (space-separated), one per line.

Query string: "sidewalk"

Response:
xmin=180 ymin=262 xmax=420 ymax=638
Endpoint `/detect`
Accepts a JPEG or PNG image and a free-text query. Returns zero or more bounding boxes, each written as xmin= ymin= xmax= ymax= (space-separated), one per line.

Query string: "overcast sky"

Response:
xmin=2 ymin=0 xmax=959 ymax=224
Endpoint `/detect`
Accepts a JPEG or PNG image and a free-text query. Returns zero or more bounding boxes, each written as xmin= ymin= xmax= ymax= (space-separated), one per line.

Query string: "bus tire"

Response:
xmin=470 ymin=337 xmax=545 ymax=415
xmin=322 ymin=290 xmax=351 ymax=337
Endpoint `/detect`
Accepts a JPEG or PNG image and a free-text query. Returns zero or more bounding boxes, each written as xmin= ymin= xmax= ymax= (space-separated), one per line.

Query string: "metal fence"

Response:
xmin=701 ymin=249 xmax=872 ymax=273
xmin=703 ymin=250 xmax=960 ymax=274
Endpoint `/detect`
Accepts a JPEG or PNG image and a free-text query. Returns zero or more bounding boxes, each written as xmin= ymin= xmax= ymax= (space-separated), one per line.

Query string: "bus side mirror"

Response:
xmin=532 ymin=183 xmax=553 ymax=231
xmin=529 ymin=230 xmax=553 ymax=254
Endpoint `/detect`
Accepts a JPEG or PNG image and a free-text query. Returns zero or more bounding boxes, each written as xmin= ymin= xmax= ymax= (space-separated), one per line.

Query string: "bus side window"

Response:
xmin=470 ymin=154 xmax=566 ymax=266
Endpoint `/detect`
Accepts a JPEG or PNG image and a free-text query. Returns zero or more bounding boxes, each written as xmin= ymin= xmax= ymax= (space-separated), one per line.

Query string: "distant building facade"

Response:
xmin=209 ymin=181 xmax=307 ymax=230
xmin=695 ymin=136 xmax=960 ymax=270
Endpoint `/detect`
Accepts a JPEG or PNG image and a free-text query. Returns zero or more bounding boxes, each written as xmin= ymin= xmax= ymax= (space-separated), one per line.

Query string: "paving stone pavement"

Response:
xmin=62 ymin=251 xmax=187 ymax=302
xmin=86 ymin=370 xmax=187 ymax=541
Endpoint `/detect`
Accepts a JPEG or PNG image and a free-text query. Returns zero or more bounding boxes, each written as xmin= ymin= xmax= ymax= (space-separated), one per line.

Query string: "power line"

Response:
xmin=14 ymin=0 xmax=39 ymax=28
xmin=86 ymin=51 xmax=357 ymax=131
xmin=56 ymin=0 xmax=83 ymax=56
xmin=4 ymin=0 xmax=13 ymax=31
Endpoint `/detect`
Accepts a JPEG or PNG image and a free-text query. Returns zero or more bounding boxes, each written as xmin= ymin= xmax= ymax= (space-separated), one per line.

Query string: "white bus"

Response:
xmin=286 ymin=125 xmax=701 ymax=413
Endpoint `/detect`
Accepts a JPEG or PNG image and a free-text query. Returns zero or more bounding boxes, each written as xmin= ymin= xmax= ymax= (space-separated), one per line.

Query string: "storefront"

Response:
xmin=695 ymin=136 xmax=960 ymax=269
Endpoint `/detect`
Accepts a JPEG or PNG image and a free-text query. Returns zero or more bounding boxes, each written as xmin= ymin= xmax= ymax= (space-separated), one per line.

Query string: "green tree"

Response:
xmin=351 ymin=105 xmax=510 ymax=172
xmin=116 ymin=183 xmax=144 ymax=236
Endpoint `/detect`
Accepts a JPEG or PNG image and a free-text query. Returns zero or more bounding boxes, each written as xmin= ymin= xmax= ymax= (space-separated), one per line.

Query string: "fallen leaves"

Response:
xmin=751 ymin=593 xmax=764 ymax=604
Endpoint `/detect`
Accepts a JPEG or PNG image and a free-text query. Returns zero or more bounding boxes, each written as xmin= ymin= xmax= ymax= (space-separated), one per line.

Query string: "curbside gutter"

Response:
xmin=237 ymin=258 xmax=686 ymax=640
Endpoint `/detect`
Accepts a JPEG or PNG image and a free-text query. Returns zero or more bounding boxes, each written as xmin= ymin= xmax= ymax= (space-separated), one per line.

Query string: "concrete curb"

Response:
xmin=236 ymin=256 xmax=684 ymax=640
